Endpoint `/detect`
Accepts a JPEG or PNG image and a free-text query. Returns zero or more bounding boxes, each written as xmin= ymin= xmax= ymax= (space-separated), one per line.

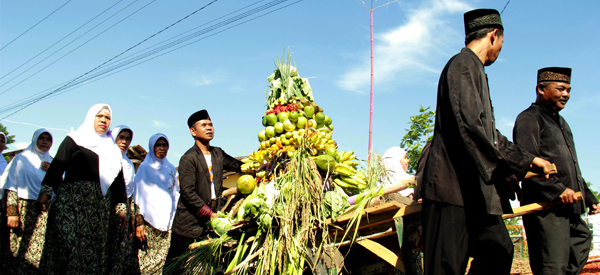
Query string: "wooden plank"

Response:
xmin=524 ymin=163 xmax=557 ymax=180
xmin=393 ymin=204 xmax=422 ymax=219
xmin=329 ymin=201 xmax=403 ymax=224
xmin=503 ymin=192 xmax=582 ymax=220
xmin=329 ymin=209 xmax=398 ymax=237
xmin=357 ymin=239 xmax=405 ymax=273
xmin=335 ymin=229 xmax=397 ymax=248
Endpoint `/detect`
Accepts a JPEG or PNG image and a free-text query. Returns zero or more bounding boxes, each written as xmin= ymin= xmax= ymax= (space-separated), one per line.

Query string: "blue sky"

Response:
xmin=1 ymin=0 xmax=599 ymax=191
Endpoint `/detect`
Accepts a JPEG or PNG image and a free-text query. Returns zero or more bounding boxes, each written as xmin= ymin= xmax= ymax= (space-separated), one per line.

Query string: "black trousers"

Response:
xmin=523 ymin=209 xmax=591 ymax=275
xmin=422 ymin=200 xmax=514 ymax=275
xmin=165 ymin=231 xmax=195 ymax=261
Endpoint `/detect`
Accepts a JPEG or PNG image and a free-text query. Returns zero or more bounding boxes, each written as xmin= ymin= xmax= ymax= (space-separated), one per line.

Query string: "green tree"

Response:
xmin=400 ymin=105 xmax=435 ymax=173
xmin=1 ymin=123 xmax=16 ymax=162
xmin=587 ymin=181 xmax=600 ymax=201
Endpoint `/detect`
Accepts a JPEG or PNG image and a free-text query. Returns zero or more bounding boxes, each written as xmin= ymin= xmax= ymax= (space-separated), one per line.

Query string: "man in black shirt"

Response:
xmin=421 ymin=9 xmax=553 ymax=275
xmin=513 ymin=67 xmax=599 ymax=274
xmin=166 ymin=110 xmax=242 ymax=260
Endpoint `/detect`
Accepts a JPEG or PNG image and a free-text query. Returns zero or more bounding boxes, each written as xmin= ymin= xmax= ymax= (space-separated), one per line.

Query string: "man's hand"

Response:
xmin=210 ymin=212 xmax=218 ymax=218
xmin=589 ymin=203 xmax=600 ymax=215
xmin=136 ymin=225 xmax=147 ymax=242
xmin=36 ymin=193 xmax=50 ymax=212
xmin=530 ymin=157 xmax=553 ymax=179
xmin=7 ymin=216 xmax=19 ymax=228
xmin=559 ymin=188 xmax=580 ymax=204
xmin=506 ymin=174 xmax=521 ymax=201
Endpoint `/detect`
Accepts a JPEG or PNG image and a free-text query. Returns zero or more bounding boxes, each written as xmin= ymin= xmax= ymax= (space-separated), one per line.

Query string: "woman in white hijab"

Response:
xmin=107 ymin=125 xmax=136 ymax=274
xmin=36 ymin=104 xmax=127 ymax=274
xmin=133 ymin=133 xmax=179 ymax=274
xmin=0 ymin=129 xmax=52 ymax=273
xmin=0 ymin=132 xmax=8 ymax=175
xmin=381 ymin=147 xmax=414 ymax=198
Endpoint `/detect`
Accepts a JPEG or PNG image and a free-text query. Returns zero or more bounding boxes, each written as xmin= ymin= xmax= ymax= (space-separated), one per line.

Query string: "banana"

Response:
xmin=344 ymin=151 xmax=354 ymax=160
xmin=241 ymin=158 xmax=252 ymax=163
xmin=340 ymin=175 xmax=365 ymax=187
xmin=354 ymin=171 xmax=367 ymax=181
xmin=350 ymin=176 xmax=367 ymax=189
xmin=346 ymin=154 xmax=356 ymax=161
xmin=335 ymin=163 xmax=356 ymax=177
xmin=343 ymin=160 xmax=359 ymax=167
xmin=333 ymin=178 xmax=352 ymax=188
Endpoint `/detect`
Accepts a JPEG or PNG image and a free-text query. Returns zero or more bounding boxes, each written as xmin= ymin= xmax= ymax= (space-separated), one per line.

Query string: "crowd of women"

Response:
xmin=0 ymin=104 xmax=180 ymax=275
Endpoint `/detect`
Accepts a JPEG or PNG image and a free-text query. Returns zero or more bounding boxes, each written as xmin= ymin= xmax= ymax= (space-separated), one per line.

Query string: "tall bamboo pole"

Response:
xmin=368 ymin=8 xmax=373 ymax=163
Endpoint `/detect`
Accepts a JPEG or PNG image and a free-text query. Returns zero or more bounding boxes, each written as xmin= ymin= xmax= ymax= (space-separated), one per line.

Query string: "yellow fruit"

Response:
xmin=237 ymin=174 xmax=256 ymax=194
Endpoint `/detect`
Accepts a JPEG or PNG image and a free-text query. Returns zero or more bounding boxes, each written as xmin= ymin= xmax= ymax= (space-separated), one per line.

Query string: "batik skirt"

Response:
xmin=1 ymin=190 xmax=48 ymax=274
xmin=39 ymin=181 xmax=111 ymax=275
xmin=137 ymin=223 xmax=171 ymax=275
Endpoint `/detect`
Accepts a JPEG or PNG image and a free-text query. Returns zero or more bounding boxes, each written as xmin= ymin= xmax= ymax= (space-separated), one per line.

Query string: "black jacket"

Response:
xmin=513 ymin=103 xmax=598 ymax=213
xmin=171 ymin=144 xmax=241 ymax=238
xmin=421 ymin=48 xmax=534 ymax=215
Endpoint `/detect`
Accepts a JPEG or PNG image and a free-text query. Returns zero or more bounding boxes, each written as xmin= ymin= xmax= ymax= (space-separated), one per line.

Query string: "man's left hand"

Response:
xmin=589 ymin=203 xmax=600 ymax=215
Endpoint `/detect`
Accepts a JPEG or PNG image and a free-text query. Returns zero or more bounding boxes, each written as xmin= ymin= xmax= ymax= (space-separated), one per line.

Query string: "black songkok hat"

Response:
xmin=537 ymin=67 xmax=571 ymax=84
xmin=188 ymin=110 xmax=211 ymax=128
xmin=464 ymin=9 xmax=503 ymax=36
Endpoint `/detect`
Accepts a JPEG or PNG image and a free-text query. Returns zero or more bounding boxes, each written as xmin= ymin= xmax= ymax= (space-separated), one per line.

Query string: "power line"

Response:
xmin=500 ymin=0 xmax=511 ymax=14
xmin=0 ymin=0 xmax=126 ymax=81
xmin=0 ymin=0 xmax=72 ymax=51
xmin=0 ymin=0 xmax=305 ymax=118
xmin=0 ymin=0 xmax=221 ymax=115
xmin=96 ymin=0 xmax=269 ymax=70
xmin=0 ymin=119 xmax=70 ymax=133
xmin=44 ymin=0 xmax=306 ymax=100
xmin=0 ymin=0 xmax=153 ymax=94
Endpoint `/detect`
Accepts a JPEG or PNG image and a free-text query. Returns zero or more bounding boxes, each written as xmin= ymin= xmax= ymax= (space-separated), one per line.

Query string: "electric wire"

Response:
xmin=0 ymin=0 xmax=304 ymax=118
xmin=39 ymin=0 xmax=298 ymax=102
xmin=500 ymin=0 xmax=511 ymax=14
xmin=0 ymin=0 xmax=268 ymax=111
xmin=0 ymin=0 xmax=152 ymax=94
xmin=0 ymin=0 xmax=72 ymax=51
xmin=44 ymin=0 xmax=306 ymax=102
xmin=71 ymin=0 xmax=287 ymax=78
xmin=0 ymin=0 xmax=125 ymax=81
xmin=95 ymin=0 xmax=268 ymax=70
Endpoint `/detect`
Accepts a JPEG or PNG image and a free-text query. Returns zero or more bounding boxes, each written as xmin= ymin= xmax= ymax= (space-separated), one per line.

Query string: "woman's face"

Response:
xmin=36 ymin=133 xmax=53 ymax=153
xmin=154 ymin=137 xmax=169 ymax=159
xmin=115 ymin=130 xmax=132 ymax=154
xmin=93 ymin=110 xmax=111 ymax=134
xmin=400 ymin=154 xmax=409 ymax=173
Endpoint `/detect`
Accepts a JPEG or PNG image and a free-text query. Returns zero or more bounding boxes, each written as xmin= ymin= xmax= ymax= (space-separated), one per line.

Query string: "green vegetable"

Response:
xmin=322 ymin=185 xmax=350 ymax=221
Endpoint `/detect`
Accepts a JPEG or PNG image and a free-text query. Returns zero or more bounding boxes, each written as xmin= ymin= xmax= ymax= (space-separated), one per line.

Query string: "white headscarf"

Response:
xmin=0 ymin=129 xmax=53 ymax=200
xmin=133 ymin=133 xmax=179 ymax=231
xmin=110 ymin=125 xmax=135 ymax=198
xmin=381 ymin=147 xmax=413 ymax=196
xmin=0 ymin=132 xmax=8 ymax=175
xmin=68 ymin=104 xmax=123 ymax=196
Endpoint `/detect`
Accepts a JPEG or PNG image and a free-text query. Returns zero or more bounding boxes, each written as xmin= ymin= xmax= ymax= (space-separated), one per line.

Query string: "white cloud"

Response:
xmin=496 ymin=117 xmax=515 ymax=135
xmin=9 ymin=142 xmax=29 ymax=150
xmin=152 ymin=120 xmax=168 ymax=128
xmin=183 ymin=70 xmax=228 ymax=87
xmin=338 ymin=0 xmax=471 ymax=93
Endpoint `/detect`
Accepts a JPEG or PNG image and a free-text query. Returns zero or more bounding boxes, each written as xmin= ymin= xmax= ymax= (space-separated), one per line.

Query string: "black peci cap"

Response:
xmin=187 ymin=110 xmax=211 ymax=128
xmin=537 ymin=67 xmax=571 ymax=84
xmin=464 ymin=9 xmax=503 ymax=36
